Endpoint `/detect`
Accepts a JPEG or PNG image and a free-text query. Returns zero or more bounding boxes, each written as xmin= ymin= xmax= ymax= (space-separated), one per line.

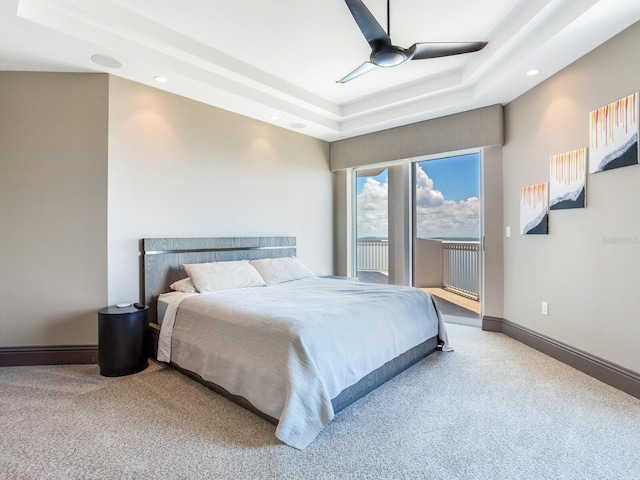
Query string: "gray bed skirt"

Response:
xmin=160 ymin=332 xmax=439 ymax=425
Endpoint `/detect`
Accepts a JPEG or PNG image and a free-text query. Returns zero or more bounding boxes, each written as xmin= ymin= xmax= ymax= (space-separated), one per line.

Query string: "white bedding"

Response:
xmin=157 ymin=277 xmax=450 ymax=449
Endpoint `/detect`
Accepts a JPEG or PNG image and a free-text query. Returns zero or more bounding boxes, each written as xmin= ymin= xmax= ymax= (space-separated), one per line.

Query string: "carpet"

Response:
xmin=1 ymin=324 xmax=639 ymax=479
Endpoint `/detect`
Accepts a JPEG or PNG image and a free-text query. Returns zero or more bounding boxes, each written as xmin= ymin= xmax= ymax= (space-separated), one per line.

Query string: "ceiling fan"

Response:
xmin=338 ymin=0 xmax=488 ymax=83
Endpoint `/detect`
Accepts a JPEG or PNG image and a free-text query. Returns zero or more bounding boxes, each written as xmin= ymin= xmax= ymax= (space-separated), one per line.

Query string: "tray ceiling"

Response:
xmin=1 ymin=0 xmax=639 ymax=141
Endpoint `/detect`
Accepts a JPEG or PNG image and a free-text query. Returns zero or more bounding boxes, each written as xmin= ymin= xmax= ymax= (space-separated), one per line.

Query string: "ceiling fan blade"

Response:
xmin=337 ymin=62 xmax=378 ymax=83
xmin=344 ymin=0 xmax=391 ymax=46
xmin=408 ymin=41 xmax=488 ymax=60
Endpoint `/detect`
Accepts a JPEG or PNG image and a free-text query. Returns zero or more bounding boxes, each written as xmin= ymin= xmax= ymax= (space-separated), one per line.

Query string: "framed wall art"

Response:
xmin=589 ymin=92 xmax=638 ymax=173
xmin=520 ymin=183 xmax=549 ymax=234
xmin=550 ymin=148 xmax=587 ymax=209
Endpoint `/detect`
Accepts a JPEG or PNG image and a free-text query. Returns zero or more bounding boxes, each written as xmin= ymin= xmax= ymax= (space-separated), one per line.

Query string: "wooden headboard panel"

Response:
xmin=143 ymin=237 xmax=296 ymax=320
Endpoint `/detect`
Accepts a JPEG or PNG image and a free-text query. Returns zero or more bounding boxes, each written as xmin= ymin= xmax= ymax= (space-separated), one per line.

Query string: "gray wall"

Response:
xmin=0 ymin=72 xmax=109 ymax=347
xmin=333 ymin=169 xmax=354 ymax=277
xmin=482 ymin=146 xmax=504 ymax=319
xmin=503 ymin=21 xmax=640 ymax=373
xmin=414 ymin=239 xmax=444 ymax=288
xmin=107 ymin=77 xmax=334 ymax=305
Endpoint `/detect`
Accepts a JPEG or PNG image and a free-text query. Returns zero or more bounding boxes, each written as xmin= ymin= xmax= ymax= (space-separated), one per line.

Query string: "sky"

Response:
xmin=356 ymin=153 xmax=480 ymax=239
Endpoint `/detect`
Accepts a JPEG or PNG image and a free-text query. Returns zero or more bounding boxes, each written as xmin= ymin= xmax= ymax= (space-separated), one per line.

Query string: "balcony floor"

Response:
xmin=418 ymin=288 xmax=479 ymax=330
xmin=423 ymin=288 xmax=480 ymax=315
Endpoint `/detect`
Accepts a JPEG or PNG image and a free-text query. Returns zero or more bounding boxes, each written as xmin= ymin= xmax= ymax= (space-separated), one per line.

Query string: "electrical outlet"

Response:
xmin=541 ymin=301 xmax=549 ymax=315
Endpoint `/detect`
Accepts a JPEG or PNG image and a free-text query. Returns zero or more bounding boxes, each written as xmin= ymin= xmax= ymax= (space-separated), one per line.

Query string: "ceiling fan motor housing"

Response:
xmin=372 ymin=46 xmax=407 ymax=67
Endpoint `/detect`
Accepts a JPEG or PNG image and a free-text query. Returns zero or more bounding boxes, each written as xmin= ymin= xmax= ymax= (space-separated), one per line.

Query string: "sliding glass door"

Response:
xmin=413 ymin=153 xmax=481 ymax=324
xmin=351 ymin=152 xmax=483 ymax=327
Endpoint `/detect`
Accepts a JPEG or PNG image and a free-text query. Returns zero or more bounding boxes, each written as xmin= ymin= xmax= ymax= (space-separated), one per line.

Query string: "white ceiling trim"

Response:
xmin=18 ymin=0 xmax=341 ymax=118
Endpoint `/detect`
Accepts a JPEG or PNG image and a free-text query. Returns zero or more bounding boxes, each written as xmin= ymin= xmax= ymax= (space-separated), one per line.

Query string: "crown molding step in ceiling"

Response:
xmin=2 ymin=0 xmax=640 ymax=141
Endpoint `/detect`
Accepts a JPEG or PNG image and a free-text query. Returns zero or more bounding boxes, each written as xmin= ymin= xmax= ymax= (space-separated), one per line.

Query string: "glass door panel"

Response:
xmin=413 ymin=154 xmax=481 ymax=325
xmin=356 ymin=168 xmax=389 ymax=284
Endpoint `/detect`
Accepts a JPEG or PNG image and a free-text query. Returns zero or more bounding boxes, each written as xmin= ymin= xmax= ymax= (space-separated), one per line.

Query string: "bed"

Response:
xmin=143 ymin=237 xmax=450 ymax=449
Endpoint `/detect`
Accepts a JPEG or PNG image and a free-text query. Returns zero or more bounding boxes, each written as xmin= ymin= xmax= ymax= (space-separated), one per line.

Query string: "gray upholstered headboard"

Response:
xmin=143 ymin=237 xmax=296 ymax=321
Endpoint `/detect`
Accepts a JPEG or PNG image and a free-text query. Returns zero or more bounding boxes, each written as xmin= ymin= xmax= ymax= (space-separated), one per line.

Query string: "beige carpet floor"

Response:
xmin=2 ymin=324 xmax=640 ymax=479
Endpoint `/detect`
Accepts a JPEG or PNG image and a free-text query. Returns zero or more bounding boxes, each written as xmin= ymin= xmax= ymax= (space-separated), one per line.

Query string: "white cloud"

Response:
xmin=356 ymin=166 xmax=480 ymax=240
xmin=415 ymin=166 xmax=444 ymax=208
xmin=415 ymin=164 xmax=479 ymax=239
xmin=356 ymin=177 xmax=388 ymax=239
xmin=416 ymin=196 xmax=480 ymax=239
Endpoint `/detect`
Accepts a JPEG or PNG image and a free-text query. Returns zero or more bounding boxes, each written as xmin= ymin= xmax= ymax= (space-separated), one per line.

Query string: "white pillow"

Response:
xmin=249 ymin=256 xmax=315 ymax=286
xmin=169 ymin=277 xmax=198 ymax=293
xmin=183 ymin=260 xmax=265 ymax=293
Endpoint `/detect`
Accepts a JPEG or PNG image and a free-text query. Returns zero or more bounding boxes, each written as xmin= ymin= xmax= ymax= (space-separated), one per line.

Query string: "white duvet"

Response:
xmin=157 ymin=277 xmax=450 ymax=449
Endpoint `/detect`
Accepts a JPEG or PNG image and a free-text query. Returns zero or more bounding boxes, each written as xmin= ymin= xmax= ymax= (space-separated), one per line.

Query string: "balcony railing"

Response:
xmin=356 ymin=239 xmax=481 ymax=301
xmin=356 ymin=239 xmax=388 ymax=271
xmin=442 ymin=241 xmax=480 ymax=301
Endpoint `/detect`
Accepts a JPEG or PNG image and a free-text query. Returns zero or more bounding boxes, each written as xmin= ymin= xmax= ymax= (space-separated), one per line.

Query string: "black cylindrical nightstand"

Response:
xmin=98 ymin=304 xmax=149 ymax=377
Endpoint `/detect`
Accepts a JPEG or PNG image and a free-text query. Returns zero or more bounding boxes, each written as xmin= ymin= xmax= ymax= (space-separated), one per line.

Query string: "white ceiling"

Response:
xmin=2 ymin=0 xmax=640 ymax=141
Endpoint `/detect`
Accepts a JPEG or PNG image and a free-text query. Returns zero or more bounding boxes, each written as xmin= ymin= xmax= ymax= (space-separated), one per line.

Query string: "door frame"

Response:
xmin=410 ymin=148 xmax=484 ymax=321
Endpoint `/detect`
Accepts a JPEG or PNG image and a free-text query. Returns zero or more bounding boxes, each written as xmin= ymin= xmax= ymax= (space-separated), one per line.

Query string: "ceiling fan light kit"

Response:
xmin=338 ymin=0 xmax=488 ymax=83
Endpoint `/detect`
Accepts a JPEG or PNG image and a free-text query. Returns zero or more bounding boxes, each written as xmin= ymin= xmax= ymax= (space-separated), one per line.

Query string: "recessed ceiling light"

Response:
xmin=289 ymin=123 xmax=306 ymax=129
xmin=526 ymin=69 xmax=541 ymax=76
xmin=153 ymin=76 xmax=168 ymax=83
xmin=268 ymin=114 xmax=279 ymax=120
xmin=91 ymin=54 xmax=122 ymax=69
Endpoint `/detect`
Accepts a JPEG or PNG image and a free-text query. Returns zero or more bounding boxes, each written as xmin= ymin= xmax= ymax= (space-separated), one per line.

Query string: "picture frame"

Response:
xmin=589 ymin=92 xmax=639 ymax=173
xmin=520 ymin=183 xmax=549 ymax=234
